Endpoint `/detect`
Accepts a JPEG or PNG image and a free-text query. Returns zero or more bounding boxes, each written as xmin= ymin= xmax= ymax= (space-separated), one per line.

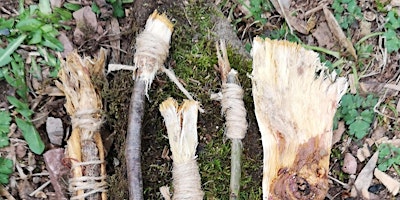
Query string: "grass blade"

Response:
xmin=0 ymin=34 xmax=26 ymax=67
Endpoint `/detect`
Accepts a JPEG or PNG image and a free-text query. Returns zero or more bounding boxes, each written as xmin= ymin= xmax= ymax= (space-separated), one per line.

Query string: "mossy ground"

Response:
xmin=104 ymin=0 xmax=263 ymax=199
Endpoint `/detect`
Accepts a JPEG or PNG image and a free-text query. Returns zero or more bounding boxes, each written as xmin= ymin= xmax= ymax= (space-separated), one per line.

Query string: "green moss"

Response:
xmin=105 ymin=0 xmax=261 ymax=199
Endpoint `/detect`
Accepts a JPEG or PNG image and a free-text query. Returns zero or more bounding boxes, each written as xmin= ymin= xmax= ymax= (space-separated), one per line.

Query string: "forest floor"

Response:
xmin=0 ymin=0 xmax=399 ymax=199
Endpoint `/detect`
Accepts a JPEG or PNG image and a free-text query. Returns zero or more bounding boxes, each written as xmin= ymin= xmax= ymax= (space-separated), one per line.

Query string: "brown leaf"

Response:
xmin=44 ymin=148 xmax=69 ymax=200
xmin=57 ymin=32 xmax=74 ymax=58
xmin=332 ymin=121 xmax=345 ymax=145
xmin=353 ymin=152 xmax=378 ymax=195
xmin=269 ymin=0 xmax=308 ymax=34
xmin=374 ymin=168 xmax=400 ymax=195
xmin=312 ymin=22 xmax=336 ymax=49
xmin=323 ymin=6 xmax=357 ymax=60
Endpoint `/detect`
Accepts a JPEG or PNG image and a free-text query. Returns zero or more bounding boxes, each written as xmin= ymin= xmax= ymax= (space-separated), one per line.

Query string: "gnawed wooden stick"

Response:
xmin=216 ymin=40 xmax=248 ymax=199
xmin=251 ymin=37 xmax=348 ymax=199
xmin=56 ymin=49 xmax=108 ymax=200
xmin=159 ymin=98 xmax=204 ymax=200
xmin=126 ymin=10 xmax=173 ymax=199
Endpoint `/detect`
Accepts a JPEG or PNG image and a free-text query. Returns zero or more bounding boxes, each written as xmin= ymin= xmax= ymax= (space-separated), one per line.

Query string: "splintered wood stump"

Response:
xmin=251 ymin=37 xmax=348 ymax=199
xmin=56 ymin=49 xmax=108 ymax=200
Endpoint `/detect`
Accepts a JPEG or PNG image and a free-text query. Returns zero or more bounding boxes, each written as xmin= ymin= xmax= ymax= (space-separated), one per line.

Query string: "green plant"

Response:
xmin=0 ymin=111 xmax=12 ymax=185
xmin=0 ymin=111 xmax=11 ymax=148
xmin=0 ymin=0 xmax=70 ymax=158
xmin=378 ymin=143 xmax=400 ymax=174
xmin=268 ymin=23 xmax=301 ymax=42
xmin=238 ymin=0 xmax=273 ymax=24
xmin=0 ymin=157 xmax=12 ymax=184
xmin=332 ymin=0 xmax=362 ymax=29
xmin=383 ymin=10 xmax=400 ymax=53
xmin=334 ymin=94 xmax=378 ymax=139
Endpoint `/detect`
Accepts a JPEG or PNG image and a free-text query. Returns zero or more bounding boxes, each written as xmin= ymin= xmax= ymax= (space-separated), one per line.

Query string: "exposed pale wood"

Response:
xmin=56 ymin=49 xmax=108 ymax=200
xmin=159 ymin=98 xmax=203 ymax=200
xmin=125 ymin=10 xmax=173 ymax=200
xmin=251 ymin=37 xmax=348 ymax=199
xmin=216 ymin=40 xmax=248 ymax=199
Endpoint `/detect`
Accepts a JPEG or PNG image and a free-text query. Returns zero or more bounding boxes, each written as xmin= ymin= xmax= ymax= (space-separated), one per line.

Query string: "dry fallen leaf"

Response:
xmin=374 ymin=168 xmax=400 ymax=196
xmin=323 ymin=6 xmax=357 ymax=60
xmin=44 ymin=148 xmax=69 ymax=200
xmin=312 ymin=22 xmax=335 ymax=49
xmin=342 ymin=153 xmax=357 ymax=174
xmin=332 ymin=121 xmax=345 ymax=145
xmin=352 ymin=151 xmax=378 ymax=196
xmin=269 ymin=0 xmax=309 ymax=34
xmin=58 ymin=32 xmax=74 ymax=58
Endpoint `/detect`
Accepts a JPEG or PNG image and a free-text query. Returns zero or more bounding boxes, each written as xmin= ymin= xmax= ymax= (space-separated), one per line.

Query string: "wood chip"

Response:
xmin=374 ymin=168 xmax=400 ymax=196
xmin=323 ymin=6 xmax=357 ymax=60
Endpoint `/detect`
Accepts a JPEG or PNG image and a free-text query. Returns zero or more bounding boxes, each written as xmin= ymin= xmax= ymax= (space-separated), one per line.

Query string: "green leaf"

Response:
xmin=0 ymin=157 xmax=12 ymax=184
xmin=0 ymin=158 xmax=12 ymax=175
xmin=53 ymin=7 xmax=73 ymax=21
xmin=0 ymin=34 xmax=27 ymax=67
xmin=379 ymin=144 xmax=391 ymax=158
xmin=386 ymin=10 xmax=400 ymax=29
xmin=0 ymin=111 xmax=11 ymax=135
xmin=41 ymin=33 xmax=63 ymax=51
xmin=378 ymin=161 xmax=390 ymax=171
xmin=40 ymin=24 xmax=53 ymax=33
xmin=0 ymin=111 xmax=11 ymax=148
xmin=91 ymin=2 xmax=101 ymax=15
xmin=64 ymin=3 xmax=82 ymax=11
xmin=0 ymin=18 xmax=15 ymax=29
xmin=111 ymin=0 xmax=125 ymax=18
xmin=360 ymin=109 xmax=374 ymax=123
xmin=15 ymin=118 xmax=45 ymax=155
xmin=343 ymin=109 xmax=358 ymax=124
xmin=16 ymin=18 xmax=43 ymax=31
xmin=7 ymin=96 xmax=33 ymax=119
xmin=39 ymin=0 xmax=52 ymax=15
xmin=349 ymin=119 xmax=370 ymax=139
xmin=28 ymin=30 xmax=42 ymax=44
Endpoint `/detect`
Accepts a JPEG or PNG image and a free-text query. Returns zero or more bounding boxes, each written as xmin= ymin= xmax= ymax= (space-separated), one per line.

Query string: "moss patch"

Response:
xmin=105 ymin=0 xmax=262 ymax=199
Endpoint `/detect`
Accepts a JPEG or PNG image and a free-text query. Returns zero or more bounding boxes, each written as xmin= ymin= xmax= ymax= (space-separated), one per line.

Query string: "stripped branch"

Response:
xmin=56 ymin=49 xmax=108 ymax=200
xmin=125 ymin=10 xmax=173 ymax=200
xmin=159 ymin=98 xmax=204 ymax=200
xmin=216 ymin=40 xmax=248 ymax=199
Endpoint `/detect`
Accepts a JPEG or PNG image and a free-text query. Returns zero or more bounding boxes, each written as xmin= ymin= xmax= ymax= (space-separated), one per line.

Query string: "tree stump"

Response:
xmin=251 ymin=37 xmax=348 ymax=199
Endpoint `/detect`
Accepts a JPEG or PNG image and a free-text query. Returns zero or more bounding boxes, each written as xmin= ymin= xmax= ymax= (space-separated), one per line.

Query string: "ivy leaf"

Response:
xmin=15 ymin=118 xmax=45 ymax=155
